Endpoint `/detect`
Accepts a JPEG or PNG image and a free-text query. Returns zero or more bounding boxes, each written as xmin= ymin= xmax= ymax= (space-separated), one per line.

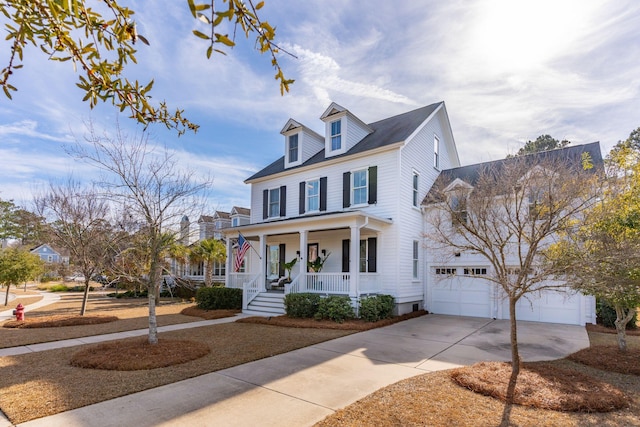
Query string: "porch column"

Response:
xmin=349 ymin=225 xmax=360 ymax=298
xmin=225 ymin=237 xmax=232 ymax=287
xmin=299 ymin=230 xmax=308 ymax=290
xmin=259 ymin=234 xmax=266 ymax=292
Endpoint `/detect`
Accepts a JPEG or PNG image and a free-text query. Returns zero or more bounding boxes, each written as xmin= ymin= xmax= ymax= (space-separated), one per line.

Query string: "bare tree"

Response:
xmin=423 ymin=147 xmax=601 ymax=425
xmin=35 ymin=180 xmax=118 ymax=315
xmin=69 ymin=125 xmax=210 ymax=344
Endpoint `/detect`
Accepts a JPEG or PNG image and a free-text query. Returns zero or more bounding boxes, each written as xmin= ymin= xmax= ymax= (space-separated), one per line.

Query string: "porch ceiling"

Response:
xmin=223 ymin=211 xmax=392 ymax=239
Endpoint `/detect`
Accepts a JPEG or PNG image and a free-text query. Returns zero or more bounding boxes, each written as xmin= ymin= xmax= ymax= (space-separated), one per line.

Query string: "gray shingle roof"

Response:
xmin=423 ymin=142 xmax=603 ymax=204
xmin=246 ymin=102 xmax=443 ymax=182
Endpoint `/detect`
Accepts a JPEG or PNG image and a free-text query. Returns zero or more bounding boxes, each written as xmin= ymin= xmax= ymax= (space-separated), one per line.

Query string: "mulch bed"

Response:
xmin=3 ymin=315 xmax=118 ymax=328
xmin=450 ymin=361 xmax=628 ymax=412
xmin=568 ymin=345 xmax=640 ymax=375
xmin=180 ymin=306 xmax=241 ymax=320
xmin=70 ymin=338 xmax=210 ymax=370
xmin=586 ymin=323 xmax=640 ymax=336
xmin=237 ymin=310 xmax=427 ymax=330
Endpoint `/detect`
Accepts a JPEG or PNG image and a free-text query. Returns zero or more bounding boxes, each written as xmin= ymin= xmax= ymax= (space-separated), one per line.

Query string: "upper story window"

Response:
xmin=412 ymin=172 xmax=419 ymax=207
xmin=232 ymin=217 xmax=239 ymax=227
xmin=331 ymin=120 xmax=342 ymax=151
xmin=352 ymin=169 xmax=368 ymax=205
xmin=450 ymin=193 xmax=468 ymax=226
xmin=434 ymin=135 xmax=440 ymax=169
xmin=306 ymin=179 xmax=320 ymax=212
xmin=269 ymin=188 xmax=280 ymax=218
xmin=288 ymin=134 xmax=299 ymax=163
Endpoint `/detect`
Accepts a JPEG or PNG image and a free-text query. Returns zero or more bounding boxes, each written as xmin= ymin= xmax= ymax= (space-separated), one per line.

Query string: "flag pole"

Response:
xmin=236 ymin=233 xmax=262 ymax=259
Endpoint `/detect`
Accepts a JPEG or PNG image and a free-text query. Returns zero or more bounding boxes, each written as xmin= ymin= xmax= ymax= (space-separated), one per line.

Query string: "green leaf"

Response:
xmin=2 ymin=86 xmax=12 ymax=100
xmin=255 ymin=1 xmax=265 ymax=10
xmin=187 ymin=0 xmax=197 ymax=18
xmin=215 ymin=34 xmax=235 ymax=47
xmin=206 ymin=45 xmax=213 ymax=59
xmin=192 ymin=30 xmax=210 ymax=40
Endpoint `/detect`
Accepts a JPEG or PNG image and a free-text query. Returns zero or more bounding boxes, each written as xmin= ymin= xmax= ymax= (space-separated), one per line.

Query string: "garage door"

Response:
xmin=429 ymin=273 xmax=492 ymax=318
xmin=504 ymin=290 xmax=582 ymax=325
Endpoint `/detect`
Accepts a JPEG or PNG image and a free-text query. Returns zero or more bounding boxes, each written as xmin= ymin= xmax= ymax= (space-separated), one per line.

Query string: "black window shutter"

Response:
xmin=299 ymin=181 xmax=306 ymax=215
xmin=279 ymin=243 xmax=286 ymax=277
xmin=262 ymin=189 xmax=268 ymax=219
xmin=320 ymin=177 xmax=327 ymax=211
xmin=343 ymin=172 xmax=351 ymax=208
xmin=367 ymin=237 xmax=377 ymax=272
xmin=368 ymin=166 xmax=378 ymax=205
xmin=342 ymin=239 xmax=350 ymax=272
xmin=279 ymin=186 xmax=287 ymax=217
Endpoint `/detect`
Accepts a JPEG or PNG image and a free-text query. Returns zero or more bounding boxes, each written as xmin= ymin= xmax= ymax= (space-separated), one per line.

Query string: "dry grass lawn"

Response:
xmin=315 ymin=330 xmax=640 ymax=427
xmin=0 ymin=293 xmax=202 ymax=348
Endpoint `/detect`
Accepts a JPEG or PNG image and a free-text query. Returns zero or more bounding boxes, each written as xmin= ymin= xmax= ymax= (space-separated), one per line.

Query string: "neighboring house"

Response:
xmin=30 ymin=244 xmax=69 ymax=265
xmin=421 ymin=143 xmax=602 ymax=326
xmin=222 ymin=101 xmax=598 ymax=325
xmin=171 ymin=208 xmax=249 ymax=285
xmin=224 ymin=101 xmax=460 ymax=316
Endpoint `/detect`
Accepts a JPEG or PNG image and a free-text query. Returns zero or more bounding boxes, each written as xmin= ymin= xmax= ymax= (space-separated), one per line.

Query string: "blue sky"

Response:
xmin=1 ymin=0 xmax=639 ymax=213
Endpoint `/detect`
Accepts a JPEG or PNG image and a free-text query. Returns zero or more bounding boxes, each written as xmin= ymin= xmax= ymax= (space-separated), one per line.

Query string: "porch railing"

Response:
xmin=303 ymin=273 xmax=351 ymax=294
xmin=241 ymin=274 xmax=262 ymax=310
xmin=284 ymin=274 xmax=301 ymax=294
xmin=359 ymin=273 xmax=381 ymax=294
xmin=228 ymin=273 xmax=256 ymax=289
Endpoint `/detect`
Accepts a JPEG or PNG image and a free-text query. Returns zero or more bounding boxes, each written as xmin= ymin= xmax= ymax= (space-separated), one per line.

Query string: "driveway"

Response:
xmin=16 ymin=314 xmax=589 ymax=427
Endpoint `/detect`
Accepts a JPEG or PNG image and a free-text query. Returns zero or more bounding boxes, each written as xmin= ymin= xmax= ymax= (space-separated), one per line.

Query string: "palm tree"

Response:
xmin=190 ymin=238 xmax=226 ymax=287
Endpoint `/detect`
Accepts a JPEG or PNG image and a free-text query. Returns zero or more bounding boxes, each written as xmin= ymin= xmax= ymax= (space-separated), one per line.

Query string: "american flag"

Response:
xmin=234 ymin=233 xmax=251 ymax=272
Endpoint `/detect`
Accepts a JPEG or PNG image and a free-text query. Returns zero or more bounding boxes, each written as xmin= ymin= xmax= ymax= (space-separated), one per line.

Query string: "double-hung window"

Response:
xmin=331 ymin=120 xmax=342 ymax=151
xmin=412 ymin=240 xmax=419 ymax=279
xmin=232 ymin=217 xmax=239 ymax=227
xmin=450 ymin=193 xmax=468 ymax=226
xmin=412 ymin=172 xmax=419 ymax=207
xmin=306 ymin=179 xmax=320 ymax=212
xmin=434 ymin=135 xmax=440 ymax=169
xmin=352 ymin=169 xmax=368 ymax=205
xmin=269 ymin=188 xmax=280 ymax=218
xmin=288 ymin=134 xmax=299 ymax=163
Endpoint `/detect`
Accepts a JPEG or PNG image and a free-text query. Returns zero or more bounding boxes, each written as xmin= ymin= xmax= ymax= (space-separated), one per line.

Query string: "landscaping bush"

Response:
xmin=107 ymin=289 xmax=148 ymax=299
xmin=597 ymin=299 xmax=637 ymax=330
xmin=285 ymin=293 xmax=321 ymax=318
xmin=47 ymin=284 xmax=69 ymax=292
xmin=359 ymin=294 xmax=394 ymax=322
xmin=196 ymin=287 xmax=242 ymax=310
xmin=315 ymin=295 xmax=354 ymax=323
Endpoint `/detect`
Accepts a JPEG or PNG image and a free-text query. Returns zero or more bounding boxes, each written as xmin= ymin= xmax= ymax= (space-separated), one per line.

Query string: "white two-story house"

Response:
xmin=224 ymin=101 xmax=459 ymax=316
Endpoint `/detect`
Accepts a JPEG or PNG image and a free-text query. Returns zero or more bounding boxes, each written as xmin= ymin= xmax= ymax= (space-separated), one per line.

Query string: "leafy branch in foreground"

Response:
xmin=1 ymin=0 xmax=293 ymax=135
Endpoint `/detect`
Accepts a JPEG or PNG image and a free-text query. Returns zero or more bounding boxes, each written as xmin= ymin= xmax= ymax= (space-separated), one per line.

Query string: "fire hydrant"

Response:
xmin=13 ymin=303 xmax=24 ymax=321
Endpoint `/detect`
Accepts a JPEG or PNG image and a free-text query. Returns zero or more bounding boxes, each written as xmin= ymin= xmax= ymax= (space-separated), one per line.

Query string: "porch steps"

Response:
xmin=245 ymin=292 xmax=285 ymax=316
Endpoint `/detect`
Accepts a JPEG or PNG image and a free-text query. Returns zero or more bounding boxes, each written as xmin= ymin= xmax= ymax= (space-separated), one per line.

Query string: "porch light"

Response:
xmin=321 ymin=249 xmax=326 ymax=256
xmin=296 ymin=250 xmax=300 ymax=258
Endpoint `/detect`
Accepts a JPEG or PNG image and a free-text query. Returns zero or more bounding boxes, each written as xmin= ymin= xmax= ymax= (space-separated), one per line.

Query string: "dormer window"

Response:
xmin=232 ymin=217 xmax=239 ymax=227
xmin=288 ymin=134 xmax=299 ymax=163
xmin=331 ymin=120 xmax=342 ymax=151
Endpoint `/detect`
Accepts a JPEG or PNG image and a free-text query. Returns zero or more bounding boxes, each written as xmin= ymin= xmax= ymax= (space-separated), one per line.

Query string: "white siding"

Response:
xmin=301 ymin=130 xmax=324 ymax=164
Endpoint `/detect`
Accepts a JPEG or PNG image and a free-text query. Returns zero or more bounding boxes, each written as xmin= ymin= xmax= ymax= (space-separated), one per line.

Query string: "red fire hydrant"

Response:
xmin=13 ymin=303 xmax=24 ymax=321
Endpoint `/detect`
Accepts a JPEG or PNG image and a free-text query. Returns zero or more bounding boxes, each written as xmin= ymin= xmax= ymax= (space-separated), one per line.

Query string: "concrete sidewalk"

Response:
xmin=7 ymin=315 xmax=589 ymax=427
xmin=0 ymin=291 xmax=61 ymax=322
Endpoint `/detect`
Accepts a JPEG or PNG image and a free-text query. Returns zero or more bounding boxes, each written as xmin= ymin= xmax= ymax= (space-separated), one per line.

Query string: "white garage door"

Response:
xmin=429 ymin=274 xmax=492 ymax=318
xmin=505 ymin=290 xmax=582 ymax=325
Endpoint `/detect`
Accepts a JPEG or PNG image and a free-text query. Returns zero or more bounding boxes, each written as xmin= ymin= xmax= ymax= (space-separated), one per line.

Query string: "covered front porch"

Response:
xmin=224 ymin=211 xmax=392 ymax=313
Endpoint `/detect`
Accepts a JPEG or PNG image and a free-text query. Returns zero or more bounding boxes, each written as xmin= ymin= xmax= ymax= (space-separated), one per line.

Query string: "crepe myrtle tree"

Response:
xmin=423 ymin=150 xmax=600 ymax=424
xmin=68 ymin=124 xmax=210 ymax=345
xmin=546 ymin=133 xmax=640 ymax=352
xmin=0 ymin=0 xmax=293 ymax=135
xmin=35 ymin=179 xmax=121 ymax=315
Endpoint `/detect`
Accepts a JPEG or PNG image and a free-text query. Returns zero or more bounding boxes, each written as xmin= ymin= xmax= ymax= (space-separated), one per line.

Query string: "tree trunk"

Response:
xmin=500 ymin=297 xmax=521 ymax=427
xmin=4 ymin=284 xmax=10 ymax=306
xmin=147 ymin=258 xmax=163 ymax=345
xmin=614 ymin=305 xmax=636 ymax=352
xmin=79 ymin=278 xmax=91 ymax=316
xmin=205 ymin=260 xmax=213 ymax=287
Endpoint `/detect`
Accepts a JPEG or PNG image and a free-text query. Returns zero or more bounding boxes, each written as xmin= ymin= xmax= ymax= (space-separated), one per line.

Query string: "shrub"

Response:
xmin=315 ymin=295 xmax=354 ymax=323
xmin=359 ymin=294 xmax=394 ymax=322
xmin=47 ymin=284 xmax=69 ymax=292
xmin=597 ymin=299 xmax=638 ymax=330
xmin=196 ymin=287 xmax=242 ymax=310
xmin=285 ymin=293 xmax=321 ymax=318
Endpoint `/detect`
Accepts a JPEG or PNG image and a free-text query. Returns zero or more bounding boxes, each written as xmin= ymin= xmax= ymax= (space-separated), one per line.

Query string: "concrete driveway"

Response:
xmin=16 ymin=314 xmax=589 ymax=427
